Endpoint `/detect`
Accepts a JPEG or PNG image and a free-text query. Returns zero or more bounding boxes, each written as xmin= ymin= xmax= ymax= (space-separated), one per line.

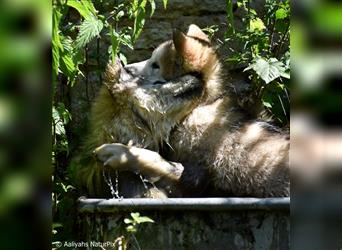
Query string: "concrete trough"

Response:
xmin=77 ymin=197 xmax=290 ymax=249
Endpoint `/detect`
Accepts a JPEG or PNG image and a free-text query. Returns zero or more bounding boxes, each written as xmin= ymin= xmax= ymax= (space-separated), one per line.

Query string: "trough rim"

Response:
xmin=78 ymin=197 xmax=290 ymax=213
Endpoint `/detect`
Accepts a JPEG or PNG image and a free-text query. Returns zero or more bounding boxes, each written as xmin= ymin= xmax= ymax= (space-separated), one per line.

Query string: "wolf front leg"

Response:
xmin=94 ymin=143 xmax=184 ymax=183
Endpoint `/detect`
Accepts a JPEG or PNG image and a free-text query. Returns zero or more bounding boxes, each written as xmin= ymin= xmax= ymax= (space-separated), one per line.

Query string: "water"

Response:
xmin=102 ymin=168 xmax=121 ymax=199
xmin=99 ymin=155 xmax=158 ymax=198
xmin=139 ymin=174 xmax=149 ymax=190
xmin=102 ymin=168 xmax=154 ymax=199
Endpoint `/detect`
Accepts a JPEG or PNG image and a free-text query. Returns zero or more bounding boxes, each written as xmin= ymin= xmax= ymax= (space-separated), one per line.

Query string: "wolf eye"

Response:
xmin=151 ymin=62 xmax=160 ymax=69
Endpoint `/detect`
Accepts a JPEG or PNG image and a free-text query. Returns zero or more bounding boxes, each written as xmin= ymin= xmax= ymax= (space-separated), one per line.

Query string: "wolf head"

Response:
xmin=103 ymin=55 xmax=203 ymax=148
xmin=103 ymin=25 xmax=223 ymax=147
xmin=125 ymin=24 xmax=223 ymax=101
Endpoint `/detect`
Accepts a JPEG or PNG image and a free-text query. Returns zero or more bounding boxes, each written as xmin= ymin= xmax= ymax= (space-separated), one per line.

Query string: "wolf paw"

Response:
xmin=94 ymin=143 xmax=138 ymax=172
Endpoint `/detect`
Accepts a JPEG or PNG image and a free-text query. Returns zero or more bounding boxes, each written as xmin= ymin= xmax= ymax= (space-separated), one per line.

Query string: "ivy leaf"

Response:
xmin=244 ymin=57 xmax=289 ymax=84
xmin=275 ymin=8 xmax=288 ymax=20
xmin=75 ymin=16 xmax=103 ymax=49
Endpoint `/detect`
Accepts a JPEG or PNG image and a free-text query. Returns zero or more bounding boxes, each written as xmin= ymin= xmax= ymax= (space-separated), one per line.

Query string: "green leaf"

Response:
xmin=163 ymin=0 xmax=168 ymax=9
xmin=262 ymin=100 xmax=272 ymax=108
xmin=262 ymin=91 xmax=275 ymax=109
xmin=119 ymin=53 xmax=128 ymax=66
xmin=116 ymin=10 xmax=125 ymax=20
xmin=131 ymin=212 xmax=154 ymax=224
xmin=132 ymin=6 xmax=145 ymax=42
xmin=67 ymin=0 xmax=96 ymax=21
xmin=53 ymin=104 xmax=71 ymax=136
xmin=249 ymin=18 xmax=265 ymax=32
xmin=135 ymin=216 xmax=155 ymax=224
xmin=56 ymin=103 xmax=72 ymax=124
xmin=283 ymin=51 xmax=290 ymax=69
xmin=119 ymin=34 xmax=134 ymax=50
xmin=60 ymin=53 xmax=76 ymax=78
xmin=130 ymin=212 xmax=140 ymax=221
xmin=52 ymin=223 xmax=63 ymax=229
xmin=59 ymin=35 xmax=85 ymax=79
xmin=280 ymin=72 xmax=290 ymax=79
xmin=244 ymin=57 xmax=288 ymax=84
xmin=109 ymin=26 xmax=120 ymax=63
xmin=126 ymin=225 xmax=137 ymax=233
xmin=53 ymin=107 xmax=65 ymax=136
xmin=132 ymin=0 xmax=139 ymax=11
xmin=52 ymin=8 xmax=63 ymax=79
xmin=81 ymin=0 xmax=97 ymax=15
xmin=225 ymin=0 xmax=235 ymax=35
xmin=149 ymin=0 xmax=156 ymax=17
xmin=61 ymin=35 xmax=73 ymax=54
xmin=275 ymin=8 xmax=288 ymax=20
xmin=124 ymin=218 xmax=133 ymax=224
xmin=75 ymin=16 xmax=103 ymax=49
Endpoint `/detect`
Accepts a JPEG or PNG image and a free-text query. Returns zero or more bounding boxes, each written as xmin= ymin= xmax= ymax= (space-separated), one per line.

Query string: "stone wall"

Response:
xmin=120 ymin=0 xmax=228 ymax=63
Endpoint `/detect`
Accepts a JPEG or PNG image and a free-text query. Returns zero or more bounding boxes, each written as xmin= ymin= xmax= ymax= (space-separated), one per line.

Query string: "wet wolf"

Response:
xmin=75 ymin=24 xmax=289 ymax=198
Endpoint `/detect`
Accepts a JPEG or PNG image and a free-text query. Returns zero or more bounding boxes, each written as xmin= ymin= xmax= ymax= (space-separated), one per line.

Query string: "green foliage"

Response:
xmin=244 ymin=57 xmax=289 ymax=84
xmin=66 ymin=0 xmax=97 ymax=20
xmin=124 ymin=212 xmax=155 ymax=233
xmin=52 ymin=103 xmax=71 ymax=157
xmin=75 ymin=16 xmax=104 ymax=49
xmin=224 ymin=0 xmax=290 ymax=124
xmin=202 ymin=25 xmax=219 ymax=40
xmin=108 ymin=212 xmax=155 ymax=249
xmin=52 ymin=7 xmax=62 ymax=82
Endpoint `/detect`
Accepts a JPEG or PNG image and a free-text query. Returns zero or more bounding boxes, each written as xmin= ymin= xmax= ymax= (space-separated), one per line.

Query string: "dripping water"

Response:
xmin=139 ymin=174 xmax=149 ymax=190
xmin=102 ymin=168 xmax=122 ymax=199
xmin=139 ymin=174 xmax=158 ymax=191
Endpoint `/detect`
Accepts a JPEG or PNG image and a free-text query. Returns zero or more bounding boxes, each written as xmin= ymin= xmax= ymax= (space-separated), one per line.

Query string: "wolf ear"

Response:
xmin=172 ymin=29 xmax=187 ymax=53
xmin=187 ymin=24 xmax=210 ymax=43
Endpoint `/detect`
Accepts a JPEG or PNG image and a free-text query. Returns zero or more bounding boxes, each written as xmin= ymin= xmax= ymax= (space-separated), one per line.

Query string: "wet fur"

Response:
xmin=72 ymin=60 xmax=202 ymax=197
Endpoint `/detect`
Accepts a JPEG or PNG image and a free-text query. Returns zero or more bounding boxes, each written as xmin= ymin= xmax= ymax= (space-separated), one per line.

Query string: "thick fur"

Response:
xmin=79 ymin=24 xmax=290 ymax=198
xmin=71 ymin=59 xmax=202 ymax=197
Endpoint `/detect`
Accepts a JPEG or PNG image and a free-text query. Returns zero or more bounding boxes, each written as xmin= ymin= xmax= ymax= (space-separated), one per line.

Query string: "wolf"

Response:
xmin=79 ymin=24 xmax=289 ymax=198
